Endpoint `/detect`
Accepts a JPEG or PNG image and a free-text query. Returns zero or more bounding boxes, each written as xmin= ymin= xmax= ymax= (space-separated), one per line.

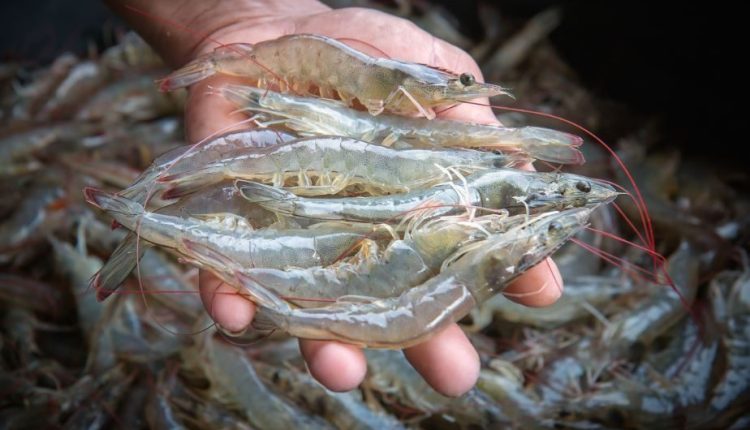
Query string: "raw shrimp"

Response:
xmin=119 ymin=128 xmax=296 ymax=206
xmin=160 ymin=34 xmax=509 ymax=119
xmin=250 ymin=207 xmax=592 ymax=348
xmin=94 ymin=181 xmax=274 ymax=300
xmin=181 ymin=213 xmax=528 ymax=305
xmin=84 ymin=189 xmax=386 ymax=296
xmin=182 ymin=331 xmax=334 ymax=429
xmin=238 ymin=169 xmax=617 ymax=223
xmin=49 ymin=237 xmax=103 ymax=342
xmin=158 ymin=136 xmax=525 ymax=198
xmin=75 ymin=72 xmax=184 ymax=123
xmin=602 ymin=241 xmax=701 ymax=351
xmin=254 ymin=361 xmax=406 ymax=430
xmin=223 ymin=84 xmax=584 ymax=164
xmin=696 ymin=265 xmax=750 ymax=427
xmin=477 ymin=359 xmax=550 ymax=429
xmin=468 ymin=274 xmax=635 ymax=330
xmin=364 ymin=349 xmax=509 ymax=427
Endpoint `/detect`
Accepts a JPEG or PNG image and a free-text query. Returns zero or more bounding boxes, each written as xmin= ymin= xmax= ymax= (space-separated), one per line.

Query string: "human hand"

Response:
xmin=111 ymin=0 xmax=564 ymax=396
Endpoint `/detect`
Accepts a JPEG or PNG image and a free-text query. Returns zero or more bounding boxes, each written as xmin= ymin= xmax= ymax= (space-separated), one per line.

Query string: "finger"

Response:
xmin=403 ymin=324 xmax=479 ymax=397
xmin=502 ymin=257 xmax=564 ymax=307
xmin=198 ymin=270 xmax=255 ymax=333
xmin=299 ymin=339 xmax=367 ymax=392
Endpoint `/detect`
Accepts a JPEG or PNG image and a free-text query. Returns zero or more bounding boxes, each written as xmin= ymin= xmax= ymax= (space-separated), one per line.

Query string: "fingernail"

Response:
xmin=216 ymin=324 xmax=248 ymax=337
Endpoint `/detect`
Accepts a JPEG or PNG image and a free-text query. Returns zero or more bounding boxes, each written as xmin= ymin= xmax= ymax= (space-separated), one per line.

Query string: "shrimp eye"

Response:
xmin=575 ymin=181 xmax=591 ymax=193
xmin=548 ymin=221 xmax=563 ymax=234
xmin=459 ymin=73 xmax=475 ymax=86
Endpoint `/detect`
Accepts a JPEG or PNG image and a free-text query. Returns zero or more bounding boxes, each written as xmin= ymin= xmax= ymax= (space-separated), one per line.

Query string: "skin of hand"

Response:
xmin=109 ymin=0 xmax=564 ymax=397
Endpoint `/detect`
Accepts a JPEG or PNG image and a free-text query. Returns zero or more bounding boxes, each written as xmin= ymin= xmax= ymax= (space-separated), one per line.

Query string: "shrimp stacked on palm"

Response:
xmin=86 ymin=33 xmax=618 ymax=348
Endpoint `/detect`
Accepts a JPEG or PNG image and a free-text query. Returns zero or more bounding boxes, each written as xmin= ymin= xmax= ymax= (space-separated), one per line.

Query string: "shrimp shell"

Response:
xmin=158 ymin=136 xmax=523 ymax=198
xmin=223 ymin=84 xmax=585 ymax=164
xmin=160 ymin=34 xmax=509 ymax=118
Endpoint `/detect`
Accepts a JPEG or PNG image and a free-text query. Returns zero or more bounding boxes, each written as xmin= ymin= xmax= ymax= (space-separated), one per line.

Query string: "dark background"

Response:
xmin=0 ymin=1 xmax=739 ymax=161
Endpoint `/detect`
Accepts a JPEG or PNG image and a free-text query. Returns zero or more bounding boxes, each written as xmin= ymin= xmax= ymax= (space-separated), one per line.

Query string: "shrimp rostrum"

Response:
xmin=160 ymin=34 xmax=509 ymax=119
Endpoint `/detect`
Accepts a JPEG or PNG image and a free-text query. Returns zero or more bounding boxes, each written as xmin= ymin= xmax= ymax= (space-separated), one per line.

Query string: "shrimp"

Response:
xmin=182 ymin=331 xmax=334 ymax=429
xmin=477 ymin=359 xmax=551 ymax=429
xmin=238 ymin=169 xmax=617 ymax=224
xmin=75 ymin=72 xmax=184 ymax=124
xmin=159 ymin=34 xmax=509 ymax=119
xmin=180 ymin=213 xmax=529 ymax=305
xmin=119 ymin=128 xmax=296 ymax=206
xmin=158 ymin=136 xmax=526 ymax=198
xmin=94 ymin=181 xmax=275 ymax=300
xmin=223 ymin=84 xmax=585 ymax=164
xmin=697 ymin=263 xmax=750 ymax=427
xmin=250 ymin=207 xmax=592 ymax=348
xmin=254 ymin=361 xmax=406 ymax=430
xmin=83 ymin=188 xmax=387 ymax=305
xmin=601 ymin=241 xmax=701 ymax=351
xmin=49 ymin=237 xmax=103 ymax=342
xmin=468 ymin=274 xmax=635 ymax=331
xmin=364 ymin=349 xmax=509 ymax=426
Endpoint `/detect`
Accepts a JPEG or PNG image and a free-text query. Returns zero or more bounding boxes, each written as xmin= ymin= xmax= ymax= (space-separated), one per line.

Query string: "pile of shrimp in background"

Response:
xmin=1 ymin=2 xmax=749 ymax=429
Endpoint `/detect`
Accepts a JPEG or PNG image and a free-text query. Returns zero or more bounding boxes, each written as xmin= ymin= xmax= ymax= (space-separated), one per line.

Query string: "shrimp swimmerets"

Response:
xmin=157 ymin=136 xmax=526 ymax=198
xmin=248 ymin=207 xmax=592 ymax=348
xmin=159 ymin=34 xmax=509 ymax=119
xmin=222 ymin=84 xmax=585 ymax=164
xmin=238 ymin=169 xmax=617 ymax=223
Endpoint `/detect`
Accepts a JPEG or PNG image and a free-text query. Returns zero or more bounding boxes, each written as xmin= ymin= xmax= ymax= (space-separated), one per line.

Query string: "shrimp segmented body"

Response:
xmin=160 ymin=34 xmax=509 ymax=118
xmin=181 ymin=213 xmax=528 ymax=304
xmin=158 ymin=136 xmax=525 ymax=198
xmin=238 ymin=169 xmax=617 ymax=223
xmin=250 ymin=208 xmax=592 ymax=348
xmin=94 ymin=181 xmax=275 ymax=300
xmin=84 ymin=188 xmax=382 ymax=273
xmin=223 ymin=84 xmax=585 ymax=164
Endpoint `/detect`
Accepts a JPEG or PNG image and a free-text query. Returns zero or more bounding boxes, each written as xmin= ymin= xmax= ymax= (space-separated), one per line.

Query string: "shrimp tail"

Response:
xmin=84 ymin=187 xmax=144 ymax=220
xmin=236 ymin=181 xmax=296 ymax=214
xmin=157 ymin=56 xmax=218 ymax=91
xmin=93 ymin=233 xmax=148 ymax=301
xmin=159 ymin=166 xmax=225 ymax=199
xmin=520 ymin=128 xmax=586 ymax=165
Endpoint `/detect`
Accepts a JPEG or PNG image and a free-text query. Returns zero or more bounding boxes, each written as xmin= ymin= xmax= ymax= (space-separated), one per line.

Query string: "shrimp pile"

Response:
xmin=2 ymin=6 xmax=750 ymax=430
xmin=80 ymin=30 xmax=619 ymax=349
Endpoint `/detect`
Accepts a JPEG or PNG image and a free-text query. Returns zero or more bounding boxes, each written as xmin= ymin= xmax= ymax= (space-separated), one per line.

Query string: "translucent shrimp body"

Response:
xmin=181 ymin=213 xmax=528 ymax=304
xmin=223 ymin=84 xmax=585 ymax=165
xmin=84 ymin=188 xmax=379 ymax=272
xmin=251 ymin=208 xmax=592 ymax=348
xmin=238 ymin=169 xmax=617 ymax=223
xmin=160 ymin=34 xmax=509 ymax=118
xmin=120 ymin=128 xmax=296 ymax=205
xmin=158 ymin=136 xmax=524 ymax=198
